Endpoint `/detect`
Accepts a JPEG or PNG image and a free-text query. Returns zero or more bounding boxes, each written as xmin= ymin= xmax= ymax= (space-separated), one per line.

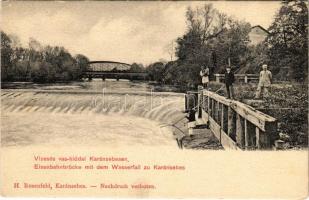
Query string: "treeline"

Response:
xmin=245 ymin=0 xmax=308 ymax=82
xmin=264 ymin=0 xmax=308 ymax=82
xmin=128 ymin=63 xmax=145 ymax=73
xmin=146 ymin=1 xmax=308 ymax=88
xmin=146 ymin=3 xmax=252 ymax=88
xmin=1 ymin=31 xmax=89 ymax=83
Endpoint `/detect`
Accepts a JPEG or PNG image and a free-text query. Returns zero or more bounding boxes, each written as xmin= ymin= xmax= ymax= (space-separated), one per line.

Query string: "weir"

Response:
xmin=1 ymin=89 xmax=187 ymax=148
xmin=1 ymin=83 xmax=224 ymax=149
xmin=186 ymin=87 xmax=279 ymax=150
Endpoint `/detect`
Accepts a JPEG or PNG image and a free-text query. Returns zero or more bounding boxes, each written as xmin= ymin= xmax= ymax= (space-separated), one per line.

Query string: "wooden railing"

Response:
xmin=196 ymin=89 xmax=278 ymax=150
xmin=214 ymin=74 xmax=259 ymax=83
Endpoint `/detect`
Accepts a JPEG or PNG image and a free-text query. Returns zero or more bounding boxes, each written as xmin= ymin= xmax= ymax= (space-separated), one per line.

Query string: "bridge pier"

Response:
xmin=102 ymin=77 xmax=105 ymax=81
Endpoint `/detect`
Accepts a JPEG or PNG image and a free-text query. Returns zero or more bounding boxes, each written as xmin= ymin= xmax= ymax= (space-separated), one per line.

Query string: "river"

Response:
xmin=1 ymin=79 xmax=221 ymax=149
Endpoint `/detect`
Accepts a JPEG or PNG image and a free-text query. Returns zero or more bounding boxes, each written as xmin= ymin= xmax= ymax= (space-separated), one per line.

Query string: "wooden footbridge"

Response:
xmin=185 ymin=87 xmax=279 ymax=150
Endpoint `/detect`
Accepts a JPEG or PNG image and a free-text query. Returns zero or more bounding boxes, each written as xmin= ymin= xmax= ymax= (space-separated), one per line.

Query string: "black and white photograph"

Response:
xmin=1 ymin=1 xmax=308 ymax=198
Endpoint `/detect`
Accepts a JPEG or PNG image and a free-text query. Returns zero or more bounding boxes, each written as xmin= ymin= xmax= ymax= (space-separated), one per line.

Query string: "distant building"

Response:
xmin=249 ymin=25 xmax=269 ymax=45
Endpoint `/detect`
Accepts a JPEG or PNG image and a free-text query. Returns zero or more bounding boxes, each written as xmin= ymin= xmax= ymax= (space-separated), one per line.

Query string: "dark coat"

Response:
xmin=225 ymin=71 xmax=235 ymax=85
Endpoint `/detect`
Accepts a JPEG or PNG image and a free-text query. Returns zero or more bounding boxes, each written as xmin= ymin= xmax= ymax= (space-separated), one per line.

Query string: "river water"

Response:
xmin=1 ymin=79 xmax=221 ymax=149
xmin=1 ymin=80 xmax=187 ymax=148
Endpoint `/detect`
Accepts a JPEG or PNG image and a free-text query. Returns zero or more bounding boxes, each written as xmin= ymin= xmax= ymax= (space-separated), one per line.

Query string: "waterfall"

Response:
xmin=1 ymin=90 xmax=187 ymax=147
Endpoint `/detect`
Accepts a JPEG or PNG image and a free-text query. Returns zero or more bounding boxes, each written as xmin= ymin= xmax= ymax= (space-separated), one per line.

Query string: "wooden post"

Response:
xmin=236 ymin=114 xmax=245 ymax=148
xmin=185 ymin=94 xmax=189 ymax=112
xmin=202 ymin=93 xmax=207 ymax=111
xmin=221 ymin=104 xmax=228 ymax=133
xmin=215 ymin=74 xmax=220 ymax=83
xmin=212 ymin=99 xmax=216 ymax=120
xmin=260 ymin=122 xmax=278 ymax=149
xmin=244 ymin=75 xmax=248 ymax=83
xmin=197 ymin=93 xmax=200 ymax=118
xmin=216 ymin=101 xmax=220 ymax=124
xmin=244 ymin=120 xmax=249 ymax=149
xmin=227 ymin=107 xmax=236 ymax=139
xmin=198 ymin=93 xmax=202 ymax=118
xmin=201 ymin=90 xmax=277 ymax=150
xmin=221 ymin=104 xmax=224 ymax=129
xmin=256 ymin=127 xmax=260 ymax=149
xmin=185 ymin=93 xmax=188 ymax=112
xmin=245 ymin=120 xmax=256 ymax=149
xmin=207 ymin=96 xmax=211 ymax=114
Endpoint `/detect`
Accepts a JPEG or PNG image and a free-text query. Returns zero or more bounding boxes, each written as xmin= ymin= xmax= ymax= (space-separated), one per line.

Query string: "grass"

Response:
xmin=208 ymin=81 xmax=308 ymax=148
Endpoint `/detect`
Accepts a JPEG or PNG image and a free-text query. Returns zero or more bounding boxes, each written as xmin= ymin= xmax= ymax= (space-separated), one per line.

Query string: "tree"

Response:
xmin=164 ymin=40 xmax=176 ymax=61
xmin=186 ymin=4 xmax=228 ymax=45
xmin=1 ymin=31 xmax=13 ymax=80
xmin=1 ymin=31 xmax=90 ymax=82
xmin=174 ymin=3 xmax=251 ymax=87
xmin=163 ymin=61 xmax=201 ymax=87
xmin=209 ymin=20 xmax=251 ymax=73
xmin=13 ymin=60 xmax=29 ymax=81
xmin=146 ymin=62 xmax=165 ymax=82
xmin=163 ymin=61 xmax=178 ymax=84
xmin=74 ymin=54 xmax=89 ymax=78
xmin=130 ymin=63 xmax=145 ymax=73
xmin=75 ymin=54 xmax=89 ymax=71
xmin=29 ymin=37 xmax=43 ymax=52
xmin=176 ymin=4 xmax=228 ymax=64
xmin=244 ymin=42 xmax=270 ymax=74
xmin=266 ymin=0 xmax=308 ymax=81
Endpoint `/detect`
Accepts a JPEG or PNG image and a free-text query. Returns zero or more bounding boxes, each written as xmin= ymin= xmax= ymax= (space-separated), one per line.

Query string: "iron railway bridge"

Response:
xmin=82 ymin=61 xmax=148 ymax=81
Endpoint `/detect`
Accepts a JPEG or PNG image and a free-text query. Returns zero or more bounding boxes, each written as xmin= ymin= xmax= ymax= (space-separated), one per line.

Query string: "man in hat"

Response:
xmin=255 ymin=64 xmax=272 ymax=99
xmin=225 ymin=67 xmax=235 ymax=99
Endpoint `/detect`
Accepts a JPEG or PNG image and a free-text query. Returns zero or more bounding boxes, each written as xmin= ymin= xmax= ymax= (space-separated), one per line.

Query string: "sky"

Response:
xmin=2 ymin=1 xmax=281 ymax=65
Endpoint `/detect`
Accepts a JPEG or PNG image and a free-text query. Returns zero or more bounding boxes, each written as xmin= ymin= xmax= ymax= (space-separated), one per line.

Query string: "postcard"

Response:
xmin=1 ymin=1 xmax=308 ymax=198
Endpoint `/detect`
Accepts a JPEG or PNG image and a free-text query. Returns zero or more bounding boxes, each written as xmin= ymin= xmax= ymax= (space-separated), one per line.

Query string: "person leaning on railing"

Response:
xmin=225 ymin=67 xmax=235 ymax=99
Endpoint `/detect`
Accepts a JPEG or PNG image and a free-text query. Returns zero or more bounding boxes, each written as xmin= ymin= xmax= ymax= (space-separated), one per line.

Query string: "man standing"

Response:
xmin=255 ymin=64 xmax=272 ymax=99
xmin=200 ymin=66 xmax=209 ymax=89
xmin=225 ymin=67 xmax=235 ymax=99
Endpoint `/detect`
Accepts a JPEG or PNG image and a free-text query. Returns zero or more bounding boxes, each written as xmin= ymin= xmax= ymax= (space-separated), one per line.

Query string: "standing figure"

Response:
xmin=225 ymin=67 xmax=235 ymax=99
xmin=255 ymin=64 xmax=272 ymax=99
xmin=200 ymin=66 xmax=209 ymax=89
